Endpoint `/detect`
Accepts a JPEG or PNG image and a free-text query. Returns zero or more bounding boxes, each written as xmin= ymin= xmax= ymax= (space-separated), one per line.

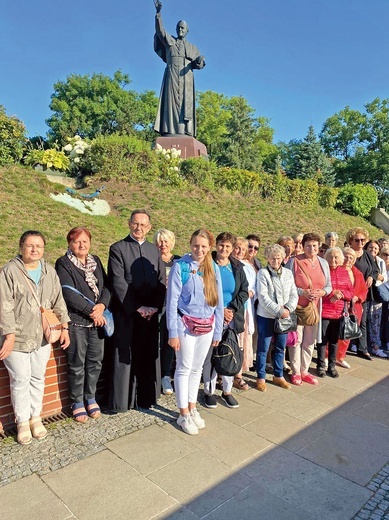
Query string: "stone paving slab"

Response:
xmin=164 ymin=409 xmax=272 ymax=468
xmin=147 ymin=450 xmax=251 ymax=518
xmin=241 ymin=445 xmax=372 ymax=520
xmin=106 ymin=424 xmax=196 ymax=475
xmin=0 ymin=474 xmax=75 ymax=520
xmin=0 ymin=356 xmax=388 ymax=520
xmin=298 ymin=430 xmax=388 ymax=486
xmin=42 ymin=449 xmax=176 ymax=520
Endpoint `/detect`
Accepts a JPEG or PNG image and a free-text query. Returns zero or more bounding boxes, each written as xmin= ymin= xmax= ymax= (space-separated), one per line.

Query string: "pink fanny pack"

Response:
xmin=181 ymin=314 xmax=214 ymax=336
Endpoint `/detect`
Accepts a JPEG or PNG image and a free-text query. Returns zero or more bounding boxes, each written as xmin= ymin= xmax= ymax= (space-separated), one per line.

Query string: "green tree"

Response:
xmin=0 ymin=105 xmax=26 ymax=165
xmin=283 ymin=126 xmax=335 ymax=185
xmin=320 ymin=106 xmax=367 ymax=160
xmin=46 ymin=70 xmax=158 ymax=143
xmin=196 ymin=91 xmax=231 ymax=161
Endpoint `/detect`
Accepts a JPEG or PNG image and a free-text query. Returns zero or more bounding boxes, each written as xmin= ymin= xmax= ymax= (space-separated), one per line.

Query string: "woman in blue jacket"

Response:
xmin=166 ymin=229 xmax=224 ymax=435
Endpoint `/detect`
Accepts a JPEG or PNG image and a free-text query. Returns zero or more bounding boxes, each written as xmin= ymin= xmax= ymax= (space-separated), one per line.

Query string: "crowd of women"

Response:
xmin=1 ymin=224 xmax=388 ymax=443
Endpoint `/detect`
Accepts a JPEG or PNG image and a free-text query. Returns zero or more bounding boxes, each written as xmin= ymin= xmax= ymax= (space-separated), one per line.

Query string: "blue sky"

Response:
xmin=2 ymin=0 xmax=389 ymax=143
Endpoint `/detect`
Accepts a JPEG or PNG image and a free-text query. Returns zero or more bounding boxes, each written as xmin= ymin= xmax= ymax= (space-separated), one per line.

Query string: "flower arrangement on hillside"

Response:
xmin=155 ymin=143 xmax=182 ymax=185
xmin=63 ymin=135 xmax=91 ymax=173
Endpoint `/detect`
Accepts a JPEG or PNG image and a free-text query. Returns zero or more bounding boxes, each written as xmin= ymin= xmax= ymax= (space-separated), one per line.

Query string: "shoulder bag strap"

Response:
xmin=266 ymin=266 xmax=279 ymax=304
xmin=18 ymin=268 xmax=43 ymax=310
xmin=61 ymin=284 xmax=95 ymax=307
xmin=295 ymin=258 xmax=313 ymax=289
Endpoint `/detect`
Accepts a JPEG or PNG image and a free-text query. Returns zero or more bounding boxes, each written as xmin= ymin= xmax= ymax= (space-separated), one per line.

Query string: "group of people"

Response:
xmin=0 ymin=214 xmax=388 ymax=442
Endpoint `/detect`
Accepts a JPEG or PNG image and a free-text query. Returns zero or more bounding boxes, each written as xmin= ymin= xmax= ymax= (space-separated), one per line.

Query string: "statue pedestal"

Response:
xmin=155 ymin=136 xmax=208 ymax=159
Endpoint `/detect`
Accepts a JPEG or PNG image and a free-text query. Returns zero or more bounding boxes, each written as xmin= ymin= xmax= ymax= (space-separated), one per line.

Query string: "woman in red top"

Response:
xmin=316 ymin=247 xmax=353 ymax=378
xmin=336 ymin=247 xmax=368 ymax=368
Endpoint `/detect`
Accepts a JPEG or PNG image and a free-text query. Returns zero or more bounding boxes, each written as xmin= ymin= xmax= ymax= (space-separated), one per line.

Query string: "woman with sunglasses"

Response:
xmin=346 ymin=228 xmax=379 ymax=360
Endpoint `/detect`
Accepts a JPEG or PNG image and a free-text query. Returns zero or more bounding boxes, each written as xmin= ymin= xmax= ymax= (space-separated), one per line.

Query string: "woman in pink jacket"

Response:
xmin=316 ymin=247 xmax=353 ymax=378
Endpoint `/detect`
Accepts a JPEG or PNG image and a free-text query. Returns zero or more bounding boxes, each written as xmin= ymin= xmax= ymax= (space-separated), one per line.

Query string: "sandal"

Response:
xmin=71 ymin=402 xmax=88 ymax=423
xmin=233 ymin=376 xmax=249 ymax=391
xmin=29 ymin=417 xmax=47 ymax=440
xmin=17 ymin=421 xmax=32 ymax=446
xmin=86 ymin=399 xmax=101 ymax=419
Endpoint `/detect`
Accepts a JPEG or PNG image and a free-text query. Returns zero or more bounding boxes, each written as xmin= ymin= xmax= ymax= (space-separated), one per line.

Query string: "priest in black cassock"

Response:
xmin=108 ymin=210 xmax=166 ymax=410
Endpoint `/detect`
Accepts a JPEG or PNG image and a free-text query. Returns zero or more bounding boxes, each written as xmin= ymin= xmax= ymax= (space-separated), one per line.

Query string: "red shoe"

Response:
xmin=301 ymin=373 xmax=319 ymax=385
xmin=290 ymin=374 xmax=302 ymax=386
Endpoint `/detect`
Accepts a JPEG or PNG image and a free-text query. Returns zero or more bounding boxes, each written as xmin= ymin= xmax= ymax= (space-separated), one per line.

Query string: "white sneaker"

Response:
xmin=190 ymin=408 xmax=205 ymax=429
xmin=373 ymin=349 xmax=388 ymax=358
xmin=336 ymin=359 xmax=351 ymax=369
xmin=177 ymin=414 xmax=198 ymax=435
xmin=161 ymin=376 xmax=173 ymax=395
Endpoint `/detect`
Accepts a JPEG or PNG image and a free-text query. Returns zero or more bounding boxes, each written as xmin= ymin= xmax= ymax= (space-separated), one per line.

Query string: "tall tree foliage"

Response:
xmin=281 ymin=126 xmax=335 ymax=185
xmin=197 ymin=92 xmax=277 ymax=170
xmin=46 ymin=70 xmax=158 ymax=143
xmin=320 ymin=98 xmax=389 ymax=209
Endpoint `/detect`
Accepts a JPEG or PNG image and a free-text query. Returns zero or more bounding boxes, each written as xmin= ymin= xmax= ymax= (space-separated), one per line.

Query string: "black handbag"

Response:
xmin=274 ymin=313 xmax=298 ymax=334
xmin=267 ymin=267 xmax=298 ymax=334
xmin=211 ymin=327 xmax=243 ymax=376
xmin=339 ymin=301 xmax=362 ymax=341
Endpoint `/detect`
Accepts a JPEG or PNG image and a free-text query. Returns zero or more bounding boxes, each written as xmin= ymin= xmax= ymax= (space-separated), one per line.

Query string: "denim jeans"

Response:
xmin=67 ymin=325 xmax=104 ymax=403
xmin=256 ymin=315 xmax=286 ymax=379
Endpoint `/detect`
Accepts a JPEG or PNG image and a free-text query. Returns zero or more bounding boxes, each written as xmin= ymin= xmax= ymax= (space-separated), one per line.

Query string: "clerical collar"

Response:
xmin=130 ymin=234 xmax=146 ymax=245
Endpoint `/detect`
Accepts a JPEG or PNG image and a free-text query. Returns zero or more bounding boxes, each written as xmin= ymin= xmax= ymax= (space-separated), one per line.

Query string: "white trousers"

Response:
xmin=174 ymin=330 xmax=213 ymax=409
xmin=287 ymin=324 xmax=318 ymax=375
xmin=202 ymin=345 xmax=233 ymax=394
xmin=3 ymin=344 xmax=51 ymax=423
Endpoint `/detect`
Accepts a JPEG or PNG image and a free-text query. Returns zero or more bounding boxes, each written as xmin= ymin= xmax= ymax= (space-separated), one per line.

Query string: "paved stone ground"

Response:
xmin=1 ymin=380 xmax=389 ymax=519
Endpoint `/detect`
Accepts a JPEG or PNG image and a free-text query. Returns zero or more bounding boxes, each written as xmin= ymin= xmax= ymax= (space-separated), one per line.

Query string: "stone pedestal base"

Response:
xmin=154 ymin=136 xmax=208 ymax=159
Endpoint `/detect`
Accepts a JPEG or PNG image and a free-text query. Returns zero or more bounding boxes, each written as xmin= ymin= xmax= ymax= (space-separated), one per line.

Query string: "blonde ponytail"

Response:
xmin=190 ymin=229 xmax=218 ymax=307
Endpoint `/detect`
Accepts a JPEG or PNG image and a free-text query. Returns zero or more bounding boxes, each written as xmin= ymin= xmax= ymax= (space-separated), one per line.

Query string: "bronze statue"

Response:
xmin=154 ymin=0 xmax=206 ymax=137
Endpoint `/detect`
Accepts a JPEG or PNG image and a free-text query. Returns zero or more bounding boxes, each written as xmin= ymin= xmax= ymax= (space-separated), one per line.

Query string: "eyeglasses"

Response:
xmin=353 ymin=238 xmax=366 ymax=243
xmin=381 ymin=253 xmax=389 ymax=257
xmin=248 ymin=244 xmax=259 ymax=251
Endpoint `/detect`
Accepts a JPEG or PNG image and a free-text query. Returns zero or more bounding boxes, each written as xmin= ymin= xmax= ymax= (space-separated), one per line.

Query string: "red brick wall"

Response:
xmin=0 ymin=343 xmax=111 ymax=432
xmin=0 ymin=345 xmax=70 ymax=430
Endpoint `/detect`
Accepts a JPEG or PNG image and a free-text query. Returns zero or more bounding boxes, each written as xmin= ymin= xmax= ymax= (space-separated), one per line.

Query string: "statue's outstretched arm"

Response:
xmin=154 ymin=0 xmax=162 ymax=13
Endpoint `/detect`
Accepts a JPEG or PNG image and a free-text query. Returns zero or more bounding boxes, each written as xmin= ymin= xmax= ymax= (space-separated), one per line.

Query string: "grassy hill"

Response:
xmin=0 ymin=165 xmax=382 ymax=267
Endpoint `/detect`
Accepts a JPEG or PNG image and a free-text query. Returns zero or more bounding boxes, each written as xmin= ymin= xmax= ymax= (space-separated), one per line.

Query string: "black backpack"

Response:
xmin=211 ymin=327 xmax=243 ymax=376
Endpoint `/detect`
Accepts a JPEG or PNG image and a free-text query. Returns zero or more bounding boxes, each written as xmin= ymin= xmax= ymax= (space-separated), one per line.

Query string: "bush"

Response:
xmin=180 ymin=158 xmax=217 ymax=189
xmin=318 ymin=186 xmax=338 ymax=209
xmin=89 ymin=134 xmax=158 ymax=181
xmin=214 ymin=167 xmax=262 ymax=194
xmin=336 ymin=183 xmax=378 ymax=218
xmin=24 ymin=148 xmax=70 ymax=171
xmin=0 ymin=106 xmax=26 ymax=165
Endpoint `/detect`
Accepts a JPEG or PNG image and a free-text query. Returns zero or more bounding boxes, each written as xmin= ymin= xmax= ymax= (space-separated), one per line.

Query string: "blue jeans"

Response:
xmin=256 ymin=315 xmax=287 ymax=379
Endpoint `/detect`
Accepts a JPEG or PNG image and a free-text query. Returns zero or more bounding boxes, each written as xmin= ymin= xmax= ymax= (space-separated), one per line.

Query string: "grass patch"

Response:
xmin=0 ymin=165 xmax=382 ymax=267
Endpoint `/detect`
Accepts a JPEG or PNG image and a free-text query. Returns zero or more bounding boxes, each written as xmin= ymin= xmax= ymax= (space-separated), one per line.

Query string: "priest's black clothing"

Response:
xmin=108 ymin=235 xmax=166 ymax=410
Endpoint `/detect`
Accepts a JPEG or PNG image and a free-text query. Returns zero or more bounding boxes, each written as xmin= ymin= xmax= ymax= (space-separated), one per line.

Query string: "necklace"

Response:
xmin=218 ymin=262 xmax=232 ymax=272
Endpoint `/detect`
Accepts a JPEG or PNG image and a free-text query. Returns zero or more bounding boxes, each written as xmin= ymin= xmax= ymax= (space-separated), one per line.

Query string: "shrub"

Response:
xmin=214 ymin=167 xmax=262 ymax=194
xmin=0 ymin=106 xmax=26 ymax=165
xmin=336 ymin=183 xmax=378 ymax=218
xmin=63 ymin=135 xmax=91 ymax=174
xmin=180 ymin=157 xmax=217 ymax=189
xmin=24 ymin=148 xmax=70 ymax=171
xmin=89 ymin=134 xmax=158 ymax=181
xmin=318 ymin=186 xmax=338 ymax=209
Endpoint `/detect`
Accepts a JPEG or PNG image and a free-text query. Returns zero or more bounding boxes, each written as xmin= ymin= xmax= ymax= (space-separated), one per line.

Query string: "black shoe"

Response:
xmin=249 ymin=365 xmax=256 ymax=372
xmin=327 ymin=367 xmax=339 ymax=378
xmin=357 ymin=352 xmax=373 ymax=361
xmin=204 ymin=394 xmax=217 ymax=408
xmin=316 ymin=367 xmax=326 ymax=378
xmin=221 ymin=393 xmax=239 ymax=409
